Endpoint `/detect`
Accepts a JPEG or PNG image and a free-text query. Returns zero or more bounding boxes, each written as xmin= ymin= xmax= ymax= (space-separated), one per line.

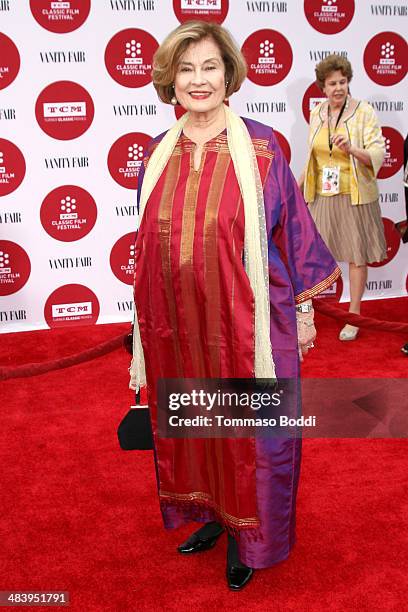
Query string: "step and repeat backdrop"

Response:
xmin=0 ymin=0 xmax=407 ymax=332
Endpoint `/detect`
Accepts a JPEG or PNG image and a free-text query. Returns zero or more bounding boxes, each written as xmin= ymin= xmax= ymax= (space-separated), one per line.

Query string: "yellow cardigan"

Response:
xmin=303 ymin=100 xmax=385 ymax=205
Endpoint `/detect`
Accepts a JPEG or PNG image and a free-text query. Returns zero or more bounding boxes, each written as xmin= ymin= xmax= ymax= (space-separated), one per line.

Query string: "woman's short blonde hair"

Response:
xmin=152 ymin=21 xmax=247 ymax=104
xmin=315 ymin=54 xmax=353 ymax=90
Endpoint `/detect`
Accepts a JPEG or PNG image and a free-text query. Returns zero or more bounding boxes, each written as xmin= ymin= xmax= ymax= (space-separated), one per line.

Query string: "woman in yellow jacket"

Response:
xmin=300 ymin=55 xmax=386 ymax=341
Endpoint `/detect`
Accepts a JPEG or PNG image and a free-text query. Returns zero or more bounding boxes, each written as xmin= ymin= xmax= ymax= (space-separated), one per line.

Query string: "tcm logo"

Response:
xmin=43 ymin=101 xmax=86 ymax=117
xmin=35 ymin=81 xmax=94 ymax=139
xmin=304 ymin=0 xmax=355 ymax=34
xmin=40 ymin=185 xmax=97 ymax=242
xmin=51 ymin=1 xmax=71 ymax=7
xmin=364 ymin=32 xmax=407 ymax=86
xmin=379 ymin=41 xmax=395 ymax=66
xmin=58 ymin=194 xmax=77 ymax=220
xmin=322 ymin=0 xmax=338 ymax=12
xmin=125 ymin=40 xmax=143 ymax=65
xmin=258 ymin=40 xmax=275 ymax=64
xmin=52 ymin=301 xmax=92 ymax=318
xmin=107 ymin=132 xmax=151 ymax=189
xmin=242 ymin=29 xmax=293 ymax=86
xmin=174 ymin=0 xmax=228 ymax=23
xmin=44 ymin=283 xmax=100 ymax=327
xmin=181 ymin=0 xmax=221 ymax=8
xmin=105 ymin=28 xmax=159 ymax=88
xmin=0 ymin=250 xmax=11 ymax=274
xmin=126 ymin=143 xmax=144 ymax=171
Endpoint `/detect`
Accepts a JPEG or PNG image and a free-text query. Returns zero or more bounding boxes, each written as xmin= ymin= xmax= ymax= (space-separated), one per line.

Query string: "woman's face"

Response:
xmin=323 ymin=70 xmax=349 ymax=108
xmin=174 ymin=37 xmax=226 ymax=115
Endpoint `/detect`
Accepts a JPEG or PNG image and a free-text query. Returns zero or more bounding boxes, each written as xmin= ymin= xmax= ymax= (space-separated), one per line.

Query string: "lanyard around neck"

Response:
xmin=328 ymin=98 xmax=347 ymax=156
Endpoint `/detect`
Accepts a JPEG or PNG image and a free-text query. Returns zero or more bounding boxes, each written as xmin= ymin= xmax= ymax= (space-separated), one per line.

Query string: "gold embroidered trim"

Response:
xmin=295 ymin=266 xmax=342 ymax=303
xmin=145 ymin=136 xmax=273 ymax=165
xmin=159 ymin=490 xmax=259 ymax=528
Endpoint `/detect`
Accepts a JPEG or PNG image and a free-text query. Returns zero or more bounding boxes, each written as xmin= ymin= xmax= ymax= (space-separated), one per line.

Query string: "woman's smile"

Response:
xmin=189 ymin=91 xmax=212 ymax=99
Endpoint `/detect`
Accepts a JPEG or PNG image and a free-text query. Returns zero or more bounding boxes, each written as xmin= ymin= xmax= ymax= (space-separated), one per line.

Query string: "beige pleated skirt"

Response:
xmin=308 ymin=194 xmax=387 ymax=266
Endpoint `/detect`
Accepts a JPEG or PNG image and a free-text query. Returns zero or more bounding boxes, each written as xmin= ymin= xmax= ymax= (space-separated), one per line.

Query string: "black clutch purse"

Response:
xmin=117 ymin=391 xmax=154 ymax=451
xmin=118 ymin=330 xmax=154 ymax=450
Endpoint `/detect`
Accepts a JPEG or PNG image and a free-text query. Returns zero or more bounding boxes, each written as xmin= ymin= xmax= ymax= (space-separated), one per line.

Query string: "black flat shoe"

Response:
xmin=226 ymin=564 xmax=254 ymax=591
xmin=177 ymin=522 xmax=224 ymax=554
xmin=226 ymin=534 xmax=254 ymax=590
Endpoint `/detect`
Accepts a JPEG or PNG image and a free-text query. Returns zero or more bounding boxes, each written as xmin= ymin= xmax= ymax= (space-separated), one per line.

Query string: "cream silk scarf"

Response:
xmin=129 ymin=105 xmax=276 ymax=390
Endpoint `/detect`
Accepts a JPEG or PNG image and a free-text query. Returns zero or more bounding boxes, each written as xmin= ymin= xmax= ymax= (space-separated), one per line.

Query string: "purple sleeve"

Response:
xmin=264 ymin=130 xmax=341 ymax=302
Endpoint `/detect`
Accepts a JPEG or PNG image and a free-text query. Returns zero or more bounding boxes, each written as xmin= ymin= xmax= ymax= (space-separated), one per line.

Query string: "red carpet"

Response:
xmin=0 ymin=298 xmax=407 ymax=611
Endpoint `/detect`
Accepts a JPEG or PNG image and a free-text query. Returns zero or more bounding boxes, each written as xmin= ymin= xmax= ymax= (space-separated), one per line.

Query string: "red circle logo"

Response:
xmin=35 ymin=81 xmax=94 ymax=140
xmin=40 ymin=185 xmax=97 ymax=242
xmin=274 ymin=130 xmax=291 ymax=164
xmin=242 ymin=30 xmax=293 ymax=86
xmin=173 ymin=0 xmax=229 ymax=23
xmin=0 ymin=240 xmax=31 ymax=296
xmin=44 ymin=284 xmax=100 ymax=328
xmin=0 ymin=139 xmax=26 ymax=197
xmin=302 ymin=82 xmax=327 ymax=123
xmin=30 ymin=0 xmax=90 ymax=34
xmin=364 ymin=32 xmax=407 ymax=86
xmin=0 ymin=33 xmax=20 ymax=90
xmin=110 ymin=232 xmax=137 ymax=285
xmin=377 ymin=127 xmax=404 ymax=180
xmin=107 ymin=133 xmax=151 ymax=189
xmin=105 ymin=29 xmax=158 ymax=88
xmin=368 ymin=218 xmax=400 ymax=268
xmin=304 ymin=0 xmax=355 ymax=34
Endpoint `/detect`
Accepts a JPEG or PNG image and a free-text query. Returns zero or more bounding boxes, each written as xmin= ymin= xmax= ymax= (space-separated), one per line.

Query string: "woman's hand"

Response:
xmin=297 ymin=310 xmax=316 ymax=362
xmin=331 ymin=133 xmax=351 ymax=154
xmin=332 ymin=134 xmax=373 ymax=168
xmin=331 ymin=135 xmax=374 ymax=168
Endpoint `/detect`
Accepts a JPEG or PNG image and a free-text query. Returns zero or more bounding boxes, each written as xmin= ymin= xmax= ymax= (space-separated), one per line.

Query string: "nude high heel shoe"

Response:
xmin=339 ymin=324 xmax=359 ymax=341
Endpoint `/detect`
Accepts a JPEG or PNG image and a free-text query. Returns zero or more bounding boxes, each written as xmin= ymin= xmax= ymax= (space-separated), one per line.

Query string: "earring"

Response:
xmin=170 ymin=84 xmax=177 ymax=106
